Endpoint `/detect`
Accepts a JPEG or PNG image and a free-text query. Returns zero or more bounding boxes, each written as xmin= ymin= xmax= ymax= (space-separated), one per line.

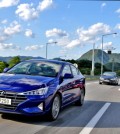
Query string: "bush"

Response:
xmin=80 ymin=68 xmax=91 ymax=75
xmin=116 ymin=70 xmax=120 ymax=76
xmin=9 ymin=56 xmax=20 ymax=68
xmin=0 ymin=62 xmax=7 ymax=73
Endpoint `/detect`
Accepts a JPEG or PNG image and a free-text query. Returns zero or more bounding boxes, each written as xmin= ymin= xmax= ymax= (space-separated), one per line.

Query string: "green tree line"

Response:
xmin=0 ymin=56 xmax=20 ymax=73
xmin=65 ymin=59 xmax=120 ymax=76
xmin=0 ymin=57 xmax=120 ymax=76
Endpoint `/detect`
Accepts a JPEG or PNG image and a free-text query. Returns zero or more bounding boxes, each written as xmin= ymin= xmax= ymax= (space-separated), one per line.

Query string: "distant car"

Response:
xmin=99 ymin=72 xmax=119 ymax=85
xmin=0 ymin=59 xmax=85 ymax=120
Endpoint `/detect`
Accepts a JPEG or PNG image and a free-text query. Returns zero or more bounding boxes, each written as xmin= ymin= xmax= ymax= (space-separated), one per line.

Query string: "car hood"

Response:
xmin=0 ymin=73 xmax=56 ymax=93
xmin=101 ymin=75 xmax=116 ymax=79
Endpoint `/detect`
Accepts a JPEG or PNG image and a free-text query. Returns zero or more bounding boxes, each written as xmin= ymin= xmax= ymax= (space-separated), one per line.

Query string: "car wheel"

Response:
xmin=75 ymin=89 xmax=85 ymax=106
xmin=48 ymin=94 xmax=61 ymax=121
xmin=116 ymin=82 xmax=118 ymax=85
xmin=99 ymin=81 xmax=102 ymax=84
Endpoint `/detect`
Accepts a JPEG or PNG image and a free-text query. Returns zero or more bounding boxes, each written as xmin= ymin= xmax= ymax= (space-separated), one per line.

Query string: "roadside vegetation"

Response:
xmin=0 ymin=56 xmax=20 ymax=73
xmin=65 ymin=59 xmax=120 ymax=76
xmin=0 ymin=57 xmax=120 ymax=77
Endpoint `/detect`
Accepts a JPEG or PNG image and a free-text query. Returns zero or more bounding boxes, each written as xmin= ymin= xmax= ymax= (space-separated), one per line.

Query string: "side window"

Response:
xmin=62 ymin=65 xmax=72 ymax=77
xmin=71 ymin=65 xmax=78 ymax=77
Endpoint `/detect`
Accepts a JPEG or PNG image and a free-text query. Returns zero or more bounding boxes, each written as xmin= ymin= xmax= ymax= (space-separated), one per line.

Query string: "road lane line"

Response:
xmin=118 ymin=88 xmax=120 ymax=91
xmin=86 ymin=83 xmax=91 ymax=85
xmin=86 ymin=82 xmax=98 ymax=85
xmin=79 ymin=103 xmax=111 ymax=134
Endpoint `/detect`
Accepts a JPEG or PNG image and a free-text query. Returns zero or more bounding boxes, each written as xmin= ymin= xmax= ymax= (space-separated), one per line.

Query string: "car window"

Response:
xmin=62 ymin=65 xmax=72 ymax=77
xmin=71 ymin=65 xmax=78 ymax=77
xmin=103 ymin=72 xmax=116 ymax=77
xmin=7 ymin=61 xmax=61 ymax=77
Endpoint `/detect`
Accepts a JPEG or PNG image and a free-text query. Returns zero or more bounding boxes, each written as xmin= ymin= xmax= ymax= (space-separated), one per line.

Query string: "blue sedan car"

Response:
xmin=0 ymin=59 xmax=85 ymax=120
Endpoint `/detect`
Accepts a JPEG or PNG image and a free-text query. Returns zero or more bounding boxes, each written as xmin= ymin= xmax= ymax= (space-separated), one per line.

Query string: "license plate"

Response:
xmin=0 ymin=98 xmax=11 ymax=105
xmin=104 ymin=80 xmax=109 ymax=82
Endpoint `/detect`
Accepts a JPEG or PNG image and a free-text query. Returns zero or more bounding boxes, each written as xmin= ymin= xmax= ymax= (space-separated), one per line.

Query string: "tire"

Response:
xmin=75 ymin=89 xmax=85 ymax=106
xmin=99 ymin=80 xmax=102 ymax=84
xmin=48 ymin=94 xmax=61 ymax=121
xmin=116 ymin=82 xmax=118 ymax=85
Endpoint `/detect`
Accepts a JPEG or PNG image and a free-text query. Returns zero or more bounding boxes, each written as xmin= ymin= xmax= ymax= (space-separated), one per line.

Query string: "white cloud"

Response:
xmin=101 ymin=3 xmax=106 ymax=8
xmin=16 ymin=0 xmax=54 ymax=21
xmin=66 ymin=23 xmax=111 ymax=48
xmin=25 ymin=29 xmax=34 ymax=38
xmin=15 ymin=3 xmax=39 ymax=21
xmin=0 ymin=0 xmax=19 ymax=8
xmin=1 ymin=19 xmax=8 ymax=24
xmin=66 ymin=39 xmax=81 ymax=48
xmin=100 ymin=42 xmax=114 ymax=50
xmin=25 ymin=45 xmax=43 ymax=51
xmin=0 ymin=43 xmax=20 ymax=50
xmin=46 ymin=28 xmax=68 ymax=37
xmin=3 ymin=21 xmax=21 ymax=36
xmin=116 ymin=8 xmax=120 ymax=14
xmin=57 ymin=37 xmax=70 ymax=46
xmin=38 ymin=0 xmax=53 ymax=11
xmin=0 ymin=35 xmax=8 ymax=42
xmin=115 ymin=24 xmax=120 ymax=29
xmin=0 ymin=21 xmax=21 ymax=42
xmin=78 ymin=23 xmax=110 ymax=41
xmin=45 ymin=23 xmax=111 ymax=49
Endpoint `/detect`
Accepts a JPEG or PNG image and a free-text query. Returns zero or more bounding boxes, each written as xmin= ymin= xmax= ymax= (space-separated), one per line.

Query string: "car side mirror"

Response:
xmin=64 ymin=73 xmax=73 ymax=79
xmin=3 ymin=68 xmax=9 ymax=73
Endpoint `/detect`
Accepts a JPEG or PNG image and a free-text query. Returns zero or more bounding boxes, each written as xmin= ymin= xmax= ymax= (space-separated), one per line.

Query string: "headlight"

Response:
xmin=19 ymin=87 xmax=48 ymax=95
xmin=111 ymin=78 xmax=117 ymax=81
xmin=100 ymin=77 xmax=104 ymax=80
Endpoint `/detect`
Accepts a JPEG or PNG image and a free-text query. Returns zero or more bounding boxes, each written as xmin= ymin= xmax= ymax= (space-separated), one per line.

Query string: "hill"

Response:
xmin=78 ymin=49 xmax=120 ymax=64
xmin=0 ymin=56 xmax=44 ymax=62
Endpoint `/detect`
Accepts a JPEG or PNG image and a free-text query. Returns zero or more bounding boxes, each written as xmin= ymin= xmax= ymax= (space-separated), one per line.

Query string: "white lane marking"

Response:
xmin=79 ymin=103 xmax=111 ymax=134
xmin=86 ymin=82 xmax=98 ymax=85
xmin=118 ymin=88 xmax=120 ymax=91
xmin=86 ymin=83 xmax=91 ymax=85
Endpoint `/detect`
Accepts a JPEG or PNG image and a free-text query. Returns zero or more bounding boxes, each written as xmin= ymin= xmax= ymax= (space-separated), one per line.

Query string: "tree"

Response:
xmin=9 ymin=56 xmax=20 ymax=68
xmin=0 ymin=62 xmax=7 ymax=73
xmin=77 ymin=60 xmax=92 ymax=68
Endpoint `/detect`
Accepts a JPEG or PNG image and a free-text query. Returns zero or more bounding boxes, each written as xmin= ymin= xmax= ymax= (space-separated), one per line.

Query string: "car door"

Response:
xmin=70 ymin=65 xmax=85 ymax=100
xmin=59 ymin=65 xmax=75 ymax=106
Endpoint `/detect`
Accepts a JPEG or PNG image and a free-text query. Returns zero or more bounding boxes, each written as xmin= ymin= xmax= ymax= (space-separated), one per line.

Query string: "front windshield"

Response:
xmin=7 ymin=61 xmax=61 ymax=77
xmin=103 ymin=72 xmax=116 ymax=77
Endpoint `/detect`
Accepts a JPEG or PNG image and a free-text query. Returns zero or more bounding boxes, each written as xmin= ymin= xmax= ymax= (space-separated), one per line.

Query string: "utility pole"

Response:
xmin=112 ymin=58 xmax=114 ymax=72
xmin=91 ymin=43 xmax=95 ymax=76
xmin=46 ymin=41 xmax=57 ymax=59
xmin=101 ymin=32 xmax=117 ymax=75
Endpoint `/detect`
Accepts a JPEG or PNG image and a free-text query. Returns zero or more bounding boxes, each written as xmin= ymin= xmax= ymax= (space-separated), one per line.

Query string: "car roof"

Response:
xmin=25 ymin=59 xmax=72 ymax=65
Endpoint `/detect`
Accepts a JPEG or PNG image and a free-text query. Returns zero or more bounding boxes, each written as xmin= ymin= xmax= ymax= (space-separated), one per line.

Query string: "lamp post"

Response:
xmin=101 ymin=32 xmax=117 ymax=75
xmin=91 ymin=43 xmax=95 ymax=76
xmin=46 ymin=41 xmax=57 ymax=59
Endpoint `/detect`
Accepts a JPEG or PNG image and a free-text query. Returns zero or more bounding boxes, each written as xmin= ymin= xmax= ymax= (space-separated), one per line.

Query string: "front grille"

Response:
xmin=0 ymin=91 xmax=27 ymax=110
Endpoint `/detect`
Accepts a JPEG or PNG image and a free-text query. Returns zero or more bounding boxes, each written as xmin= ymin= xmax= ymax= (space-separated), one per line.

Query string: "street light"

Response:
xmin=46 ymin=41 xmax=57 ymax=59
xmin=101 ymin=32 xmax=117 ymax=75
xmin=91 ymin=43 xmax=95 ymax=76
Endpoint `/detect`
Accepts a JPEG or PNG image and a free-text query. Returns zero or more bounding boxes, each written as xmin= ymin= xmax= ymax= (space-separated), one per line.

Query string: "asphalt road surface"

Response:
xmin=0 ymin=80 xmax=120 ymax=134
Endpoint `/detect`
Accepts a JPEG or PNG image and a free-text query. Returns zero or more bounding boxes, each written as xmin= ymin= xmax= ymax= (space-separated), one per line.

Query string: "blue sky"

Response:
xmin=0 ymin=0 xmax=120 ymax=59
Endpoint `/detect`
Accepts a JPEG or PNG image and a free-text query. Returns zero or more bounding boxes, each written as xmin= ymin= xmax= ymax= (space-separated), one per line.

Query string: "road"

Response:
xmin=0 ymin=81 xmax=120 ymax=134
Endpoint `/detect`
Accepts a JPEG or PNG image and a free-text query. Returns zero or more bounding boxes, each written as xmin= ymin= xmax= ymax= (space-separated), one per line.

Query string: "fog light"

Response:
xmin=38 ymin=103 xmax=43 ymax=111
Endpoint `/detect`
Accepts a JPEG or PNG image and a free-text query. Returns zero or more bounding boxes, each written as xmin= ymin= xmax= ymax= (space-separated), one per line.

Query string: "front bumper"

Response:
xmin=0 ymin=94 xmax=52 ymax=116
xmin=100 ymin=79 xmax=117 ymax=84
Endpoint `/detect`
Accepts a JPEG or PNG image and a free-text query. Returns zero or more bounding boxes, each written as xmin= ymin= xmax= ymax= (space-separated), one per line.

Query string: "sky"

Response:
xmin=0 ymin=0 xmax=120 ymax=59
